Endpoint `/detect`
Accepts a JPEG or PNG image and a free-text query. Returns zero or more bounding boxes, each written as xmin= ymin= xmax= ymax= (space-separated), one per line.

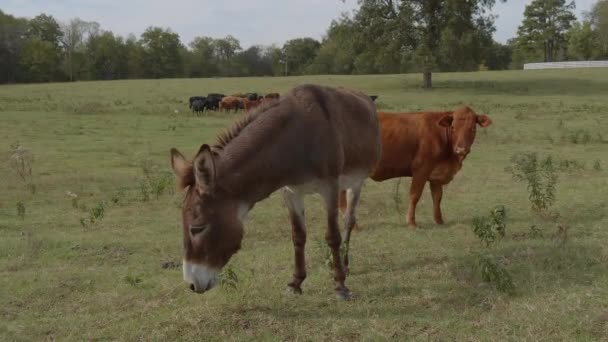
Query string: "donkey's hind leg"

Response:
xmin=282 ymin=187 xmax=307 ymax=294
xmin=321 ymin=180 xmax=351 ymax=300
xmin=343 ymin=183 xmax=362 ymax=274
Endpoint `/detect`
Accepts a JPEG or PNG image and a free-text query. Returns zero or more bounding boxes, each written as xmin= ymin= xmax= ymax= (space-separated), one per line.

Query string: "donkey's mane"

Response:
xmin=214 ymin=99 xmax=281 ymax=149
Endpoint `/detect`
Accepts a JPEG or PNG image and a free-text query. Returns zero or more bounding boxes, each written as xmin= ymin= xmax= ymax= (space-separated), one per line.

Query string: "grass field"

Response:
xmin=1 ymin=69 xmax=608 ymax=341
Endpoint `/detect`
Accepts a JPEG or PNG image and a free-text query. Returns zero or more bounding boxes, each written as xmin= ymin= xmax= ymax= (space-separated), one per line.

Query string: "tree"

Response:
xmin=567 ymin=21 xmax=597 ymax=60
xmin=282 ymin=38 xmax=321 ymax=75
xmin=188 ymin=36 xmax=218 ymax=77
xmin=484 ymin=42 xmax=513 ymax=70
xmin=515 ymin=0 xmax=576 ymax=62
xmin=21 ymin=14 xmax=64 ymax=81
xmin=337 ymin=0 xmax=501 ymax=88
xmin=589 ymin=0 xmax=608 ymax=57
xmin=61 ymin=18 xmax=99 ymax=81
xmin=139 ymin=27 xmax=183 ymax=78
xmin=19 ymin=37 xmax=62 ymax=82
xmin=213 ymin=35 xmax=241 ymax=76
xmin=0 ymin=10 xmax=29 ymax=83
xmin=86 ymin=31 xmax=128 ymax=79
xmin=125 ymin=34 xmax=145 ymax=79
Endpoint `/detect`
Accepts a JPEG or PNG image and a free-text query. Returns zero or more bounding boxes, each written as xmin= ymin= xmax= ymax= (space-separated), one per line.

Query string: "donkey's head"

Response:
xmin=170 ymin=145 xmax=245 ymax=293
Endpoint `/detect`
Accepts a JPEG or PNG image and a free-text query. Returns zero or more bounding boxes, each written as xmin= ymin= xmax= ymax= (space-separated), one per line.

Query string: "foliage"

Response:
xmin=88 ymin=201 xmax=106 ymax=224
xmin=472 ymin=205 xmax=507 ymax=247
xmin=9 ymin=142 xmax=33 ymax=183
xmin=528 ymin=225 xmax=544 ymax=239
xmin=477 ymin=254 xmax=516 ymax=294
xmin=567 ymin=21 xmax=599 ymax=60
xmin=593 ymin=160 xmax=602 ymax=171
xmin=138 ymin=156 xmax=173 ymax=201
xmin=16 ymin=201 xmax=26 ymax=220
xmin=471 ymin=205 xmax=515 ymax=294
xmin=589 ymin=0 xmax=608 ymax=57
xmin=506 ymin=152 xmax=559 ymax=212
xmin=513 ymin=0 xmax=576 ymax=64
xmin=219 ymin=264 xmax=240 ymax=290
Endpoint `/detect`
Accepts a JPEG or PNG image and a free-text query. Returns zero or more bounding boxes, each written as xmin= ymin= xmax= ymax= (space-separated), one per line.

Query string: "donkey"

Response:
xmin=170 ymin=84 xmax=381 ymax=299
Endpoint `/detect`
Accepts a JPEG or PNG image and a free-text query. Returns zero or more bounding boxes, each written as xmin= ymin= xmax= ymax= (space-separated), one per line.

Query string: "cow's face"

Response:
xmin=438 ymin=106 xmax=492 ymax=159
xmin=170 ymin=146 xmax=244 ymax=294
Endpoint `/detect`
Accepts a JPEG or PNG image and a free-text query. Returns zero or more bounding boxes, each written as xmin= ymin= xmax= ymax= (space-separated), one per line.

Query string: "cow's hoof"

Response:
xmin=335 ymin=289 xmax=352 ymax=301
xmin=285 ymin=285 xmax=302 ymax=295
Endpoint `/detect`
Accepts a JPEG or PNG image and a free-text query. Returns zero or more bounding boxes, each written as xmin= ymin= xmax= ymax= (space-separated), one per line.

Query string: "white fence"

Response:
xmin=524 ymin=60 xmax=608 ymax=70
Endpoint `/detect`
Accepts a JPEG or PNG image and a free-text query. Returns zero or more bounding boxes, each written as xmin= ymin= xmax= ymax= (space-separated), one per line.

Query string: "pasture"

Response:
xmin=1 ymin=69 xmax=608 ymax=341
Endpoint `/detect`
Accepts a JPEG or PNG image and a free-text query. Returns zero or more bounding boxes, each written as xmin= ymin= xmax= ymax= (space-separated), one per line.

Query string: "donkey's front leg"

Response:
xmin=322 ymin=182 xmax=351 ymax=300
xmin=282 ymin=187 xmax=307 ymax=294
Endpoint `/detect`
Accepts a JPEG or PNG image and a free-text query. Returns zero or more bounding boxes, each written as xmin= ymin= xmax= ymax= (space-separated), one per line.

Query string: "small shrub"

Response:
xmin=124 ymin=274 xmax=143 ymax=287
xmin=89 ymin=201 xmax=106 ymax=224
xmin=9 ymin=141 xmax=33 ymax=182
xmin=506 ymin=152 xmax=559 ymax=213
xmin=219 ymin=264 xmax=240 ymax=290
xmin=593 ymin=160 xmax=602 ymax=171
xmin=110 ymin=187 xmax=126 ymax=205
xmin=139 ymin=179 xmax=150 ymax=202
xmin=528 ymin=225 xmax=544 ymax=239
xmin=471 ymin=206 xmax=515 ymax=294
xmin=477 ymin=254 xmax=516 ymax=294
xmin=558 ymin=159 xmax=585 ymax=173
xmin=138 ymin=156 xmax=173 ymax=201
xmin=16 ymin=201 xmax=26 ymax=220
xmin=472 ymin=205 xmax=507 ymax=247
xmin=149 ymin=172 xmax=173 ymax=199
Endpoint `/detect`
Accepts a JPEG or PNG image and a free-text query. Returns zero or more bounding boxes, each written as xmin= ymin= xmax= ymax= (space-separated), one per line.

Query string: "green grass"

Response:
xmin=1 ymin=69 xmax=608 ymax=341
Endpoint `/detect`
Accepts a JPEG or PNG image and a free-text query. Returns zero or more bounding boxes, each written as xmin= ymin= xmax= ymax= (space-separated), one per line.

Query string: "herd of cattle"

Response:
xmin=173 ymin=84 xmax=492 ymax=297
xmin=188 ymin=92 xmax=378 ymax=115
xmin=188 ymin=92 xmax=281 ymax=114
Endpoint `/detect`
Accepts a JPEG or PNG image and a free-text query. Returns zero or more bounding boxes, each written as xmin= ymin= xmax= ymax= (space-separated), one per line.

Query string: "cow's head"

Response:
xmin=438 ymin=106 xmax=492 ymax=159
xmin=170 ymin=146 xmax=246 ymax=294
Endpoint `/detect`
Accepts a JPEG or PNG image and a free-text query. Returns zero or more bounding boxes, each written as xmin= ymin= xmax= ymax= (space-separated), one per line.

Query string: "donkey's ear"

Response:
xmin=438 ymin=114 xmax=453 ymax=127
xmin=477 ymin=114 xmax=493 ymax=128
xmin=193 ymin=144 xmax=216 ymax=194
xmin=170 ymin=148 xmax=194 ymax=191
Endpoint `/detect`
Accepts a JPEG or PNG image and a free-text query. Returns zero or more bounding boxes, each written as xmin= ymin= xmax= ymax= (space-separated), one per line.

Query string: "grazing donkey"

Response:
xmin=170 ymin=84 xmax=381 ymax=299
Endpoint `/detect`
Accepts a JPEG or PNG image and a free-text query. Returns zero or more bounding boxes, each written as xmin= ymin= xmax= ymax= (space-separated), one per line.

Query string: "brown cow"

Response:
xmin=219 ymin=96 xmax=243 ymax=112
xmin=170 ymin=84 xmax=381 ymax=299
xmin=340 ymin=105 xmax=492 ymax=228
xmin=243 ymin=98 xmax=262 ymax=112
xmin=264 ymin=92 xmax=280 ymax=100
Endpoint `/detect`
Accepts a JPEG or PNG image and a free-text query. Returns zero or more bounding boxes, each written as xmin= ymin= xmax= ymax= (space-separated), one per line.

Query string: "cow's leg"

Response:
xmin=407 ymin=170 xmax=431 ymax=228
xmin=430 ymin=181 xmax=444 ymax=224
xmin=282 ymin=187 xmax=307 ymax=294
xmin=343 ymin=183 xmax=362 ymax=274
xmin=322 ymin=181 xmax=350 ymax=300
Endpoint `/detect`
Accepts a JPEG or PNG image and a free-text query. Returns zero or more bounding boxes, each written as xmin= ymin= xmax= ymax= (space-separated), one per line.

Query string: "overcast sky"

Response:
xmin=2 ymin=0 xmax=597 ymax=47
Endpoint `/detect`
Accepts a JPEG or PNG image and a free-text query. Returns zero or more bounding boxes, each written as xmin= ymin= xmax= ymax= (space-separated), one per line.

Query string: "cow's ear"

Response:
xmin=170 ymin=148 xmax=194 ymax=192
xmin=193 ymin=144 xmax=216 ymax=194
xmin=438 ymin=114 xmax=453 ymax=127
xmin=477 ymin=114 xmax=492 ymax=128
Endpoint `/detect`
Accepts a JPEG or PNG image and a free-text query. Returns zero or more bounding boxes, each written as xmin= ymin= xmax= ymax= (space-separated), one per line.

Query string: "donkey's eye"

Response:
xmin=189 ymin=224 xmax=209 ymax=235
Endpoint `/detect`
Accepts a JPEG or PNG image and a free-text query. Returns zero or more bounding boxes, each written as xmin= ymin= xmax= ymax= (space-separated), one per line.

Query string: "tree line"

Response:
xmin=1 ymin=0 xmax=607 ymax=86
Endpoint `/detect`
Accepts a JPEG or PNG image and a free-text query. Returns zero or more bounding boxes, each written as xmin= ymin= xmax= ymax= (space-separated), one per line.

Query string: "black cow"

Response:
xmin=245 ymin=93 xmax=258 ymax=101
xmin=205 ymin=93 xmax=225 ymax=111
xmin=370 ymin=95 xmax=378 ymax=102
xmin=191 ymin=99 xmax=206 ymax=115
xmin=189 ymin=96 xmax=206 ymax=109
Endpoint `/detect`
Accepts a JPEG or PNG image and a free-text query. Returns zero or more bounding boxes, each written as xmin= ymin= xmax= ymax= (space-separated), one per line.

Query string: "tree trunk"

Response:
xmin=422 ymin=71 xmax=432 ymax=89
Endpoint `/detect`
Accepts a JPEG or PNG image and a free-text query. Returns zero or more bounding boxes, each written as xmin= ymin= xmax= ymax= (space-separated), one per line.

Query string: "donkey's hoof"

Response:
xmin=335 ymin=289 xmax=353 ymax=301
xmin=285 ymin=285 xmax=302 ymax=295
